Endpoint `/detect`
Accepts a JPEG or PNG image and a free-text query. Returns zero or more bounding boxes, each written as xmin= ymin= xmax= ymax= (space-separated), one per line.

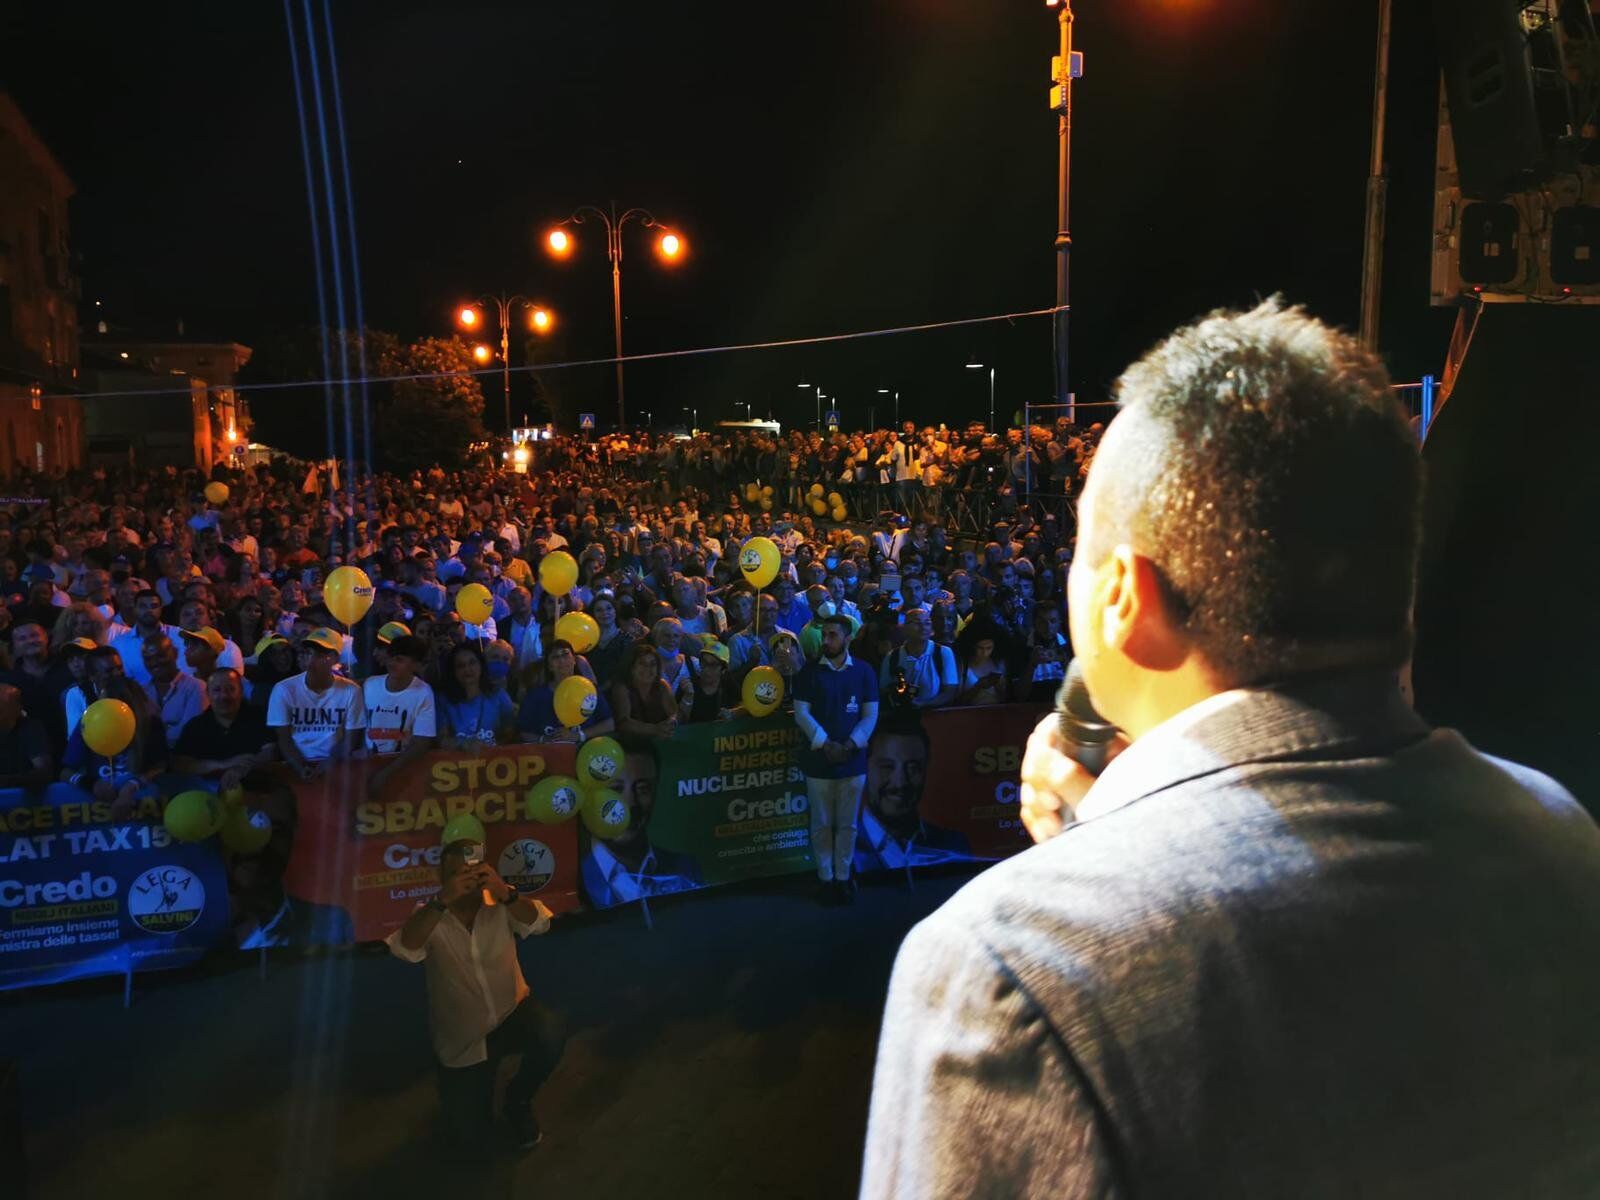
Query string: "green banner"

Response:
xmin=647 ymin=716 xmax=814 ymax=886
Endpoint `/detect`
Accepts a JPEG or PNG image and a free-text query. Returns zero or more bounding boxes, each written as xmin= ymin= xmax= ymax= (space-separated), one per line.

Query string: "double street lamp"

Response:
xmin=545 ymin=204 xmax=687 ymax=430
xmin=457 ymin=294 xmax=554 ymax=431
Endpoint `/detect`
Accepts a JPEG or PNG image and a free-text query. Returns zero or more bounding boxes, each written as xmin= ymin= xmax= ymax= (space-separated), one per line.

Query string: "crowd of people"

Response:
xmin=0 ymin=419 xmax=1094 ymax=929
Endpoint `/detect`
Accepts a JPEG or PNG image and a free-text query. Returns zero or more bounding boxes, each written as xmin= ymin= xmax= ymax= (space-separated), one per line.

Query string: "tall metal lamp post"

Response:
xmin=545 ymin=205 xmax=686 ymax=429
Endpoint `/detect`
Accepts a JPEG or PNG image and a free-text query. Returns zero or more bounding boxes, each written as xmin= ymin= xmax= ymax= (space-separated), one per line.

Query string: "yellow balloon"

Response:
xmin=528 ymin=775 xmax=583 ymax=824
xmin=744 ymin=482 xmax=761 ymax=502
xmin=580 ymin=786 xmax=631 ymax=839
xmin=456 ymin=582 xmax=494 ymax=625
xmin=553 ymin=675 xmax=598 ymax=728
xmin=831 ymin=505 xmax=847 ymax=522
xmin=742 ymin=666 xmax=785 ymax=717
xmin=220 ymin=804 xmax=272 ymax=854
xmin=324 ymin=565 xmax=374 ymax=626
xmin=810 ymin=498 xmax=828 ymax=516
xmin=81 ymin=698 xmax=136 ymax=757
xmin=165 ymin=790 xmax=224 ymax=843
xmin=738 ymin=536 xmax=780 ymax=589
xmin=808 ymin=483 xmax=825 ymax=497
xmin=203 ymin=481 xmax=229 ymax=505
xmin=827 ymin=492 xmax=843 ymax=507
xmin=761 ymin=484 xmax=774 ymax=497
xmin=760 ymin=498 xmax=773 ymax=511
xmin=555 ymin=611 xmax=600 ymax=654
xmin=539 ymin=550 xmax=579 ymax=597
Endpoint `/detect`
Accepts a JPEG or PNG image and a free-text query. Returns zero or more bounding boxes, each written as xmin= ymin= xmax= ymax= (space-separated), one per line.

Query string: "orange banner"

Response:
xmin=282 ymin=746 xmax=583 ymax=943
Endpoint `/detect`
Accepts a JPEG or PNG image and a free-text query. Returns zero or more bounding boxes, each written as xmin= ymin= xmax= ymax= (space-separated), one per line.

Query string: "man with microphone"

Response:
xmin=860 ymin=301 xmax=1600 ymax=1197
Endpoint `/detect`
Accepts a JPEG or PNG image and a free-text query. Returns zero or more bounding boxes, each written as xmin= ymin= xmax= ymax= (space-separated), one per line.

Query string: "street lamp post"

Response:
xmin=1047 ymin=0 xmax=1076 ymax=409
xmin=967 ymin=360 xmax=995 ymax=432
xmin=546 ymin=204 xmax=685 ymax=430
xmin=458 ymin=295 xmax=553 ymax=431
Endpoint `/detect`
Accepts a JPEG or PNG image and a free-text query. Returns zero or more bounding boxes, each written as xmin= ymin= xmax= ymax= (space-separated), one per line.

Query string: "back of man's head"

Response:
xmin=1084 ymin=298 xmax=1419 ymax=685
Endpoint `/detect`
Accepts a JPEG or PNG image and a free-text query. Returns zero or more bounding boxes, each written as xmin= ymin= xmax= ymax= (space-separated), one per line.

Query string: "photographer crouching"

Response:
xmin=388 ymin=818 xmax=564 ymax=1155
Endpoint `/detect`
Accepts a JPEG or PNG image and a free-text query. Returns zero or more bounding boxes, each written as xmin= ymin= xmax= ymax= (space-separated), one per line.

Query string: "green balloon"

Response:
xmin=576 ymin=737 xmax=624 ymax=787
xmin=220 ymin=805 xmax=273 ymax=855
xmin=164 ymin=790 xmax=224 ymax=843
xmin=441 ymin=812 xmax=487 ymax=848
xmin=527 ymin=775 xmax=583 ymax=824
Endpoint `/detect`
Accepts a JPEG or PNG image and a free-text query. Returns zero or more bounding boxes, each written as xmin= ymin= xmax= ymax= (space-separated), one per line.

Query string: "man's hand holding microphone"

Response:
xmin=1019 ymin=659 xmax=1129 ymax=843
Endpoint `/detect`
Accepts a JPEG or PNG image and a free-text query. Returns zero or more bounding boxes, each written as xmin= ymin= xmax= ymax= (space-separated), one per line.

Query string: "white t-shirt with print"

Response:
xmin=267 ymin=673 xmax=368 ymax=762
xmin=362 ymin=675 xmax=438 ymax=756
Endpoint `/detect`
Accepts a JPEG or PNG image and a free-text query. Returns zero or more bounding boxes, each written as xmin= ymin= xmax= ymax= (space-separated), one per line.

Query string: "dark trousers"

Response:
xmin=436 ymin=998 xmax=565 ymax=1143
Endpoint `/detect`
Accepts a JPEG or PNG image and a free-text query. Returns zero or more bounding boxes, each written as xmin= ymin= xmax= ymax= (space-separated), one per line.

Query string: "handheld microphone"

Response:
xmin=1055 ymin=658 xmax=1118 ymax=775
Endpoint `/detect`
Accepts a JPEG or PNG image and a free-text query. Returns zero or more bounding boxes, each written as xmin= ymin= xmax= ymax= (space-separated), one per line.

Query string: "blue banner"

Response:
xmin=0 ymin=786 xmax=231 ymax=992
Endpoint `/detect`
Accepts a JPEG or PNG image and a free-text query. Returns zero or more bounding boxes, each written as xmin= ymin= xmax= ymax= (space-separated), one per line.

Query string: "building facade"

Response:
xmin=79 ymin=338 xmax=253 ymax=472
xmin=0 ymin=92 xmax=85 ymax=477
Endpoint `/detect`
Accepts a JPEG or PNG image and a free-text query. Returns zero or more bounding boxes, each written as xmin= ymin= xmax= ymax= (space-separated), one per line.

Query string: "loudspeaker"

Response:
xmin=1434 ymin=0 xmax=1544 ymax=197
xmin=1458 ymin=202 xmax=1521 ymax=283
xmin=1550 ymin=205 xmax=1600 ymax=284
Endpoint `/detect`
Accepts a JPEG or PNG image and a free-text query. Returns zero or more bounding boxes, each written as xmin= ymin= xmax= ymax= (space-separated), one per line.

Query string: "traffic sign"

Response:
xmin=578 ymin=413 xmax=595 ymax=430
xmin=825 ymin=410 xmax=840 ymax=431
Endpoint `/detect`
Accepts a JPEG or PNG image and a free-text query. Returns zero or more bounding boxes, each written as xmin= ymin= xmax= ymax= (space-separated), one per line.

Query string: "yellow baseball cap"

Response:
xmin=63 ymin=637 xmax=99 ymax=653
xmin=698 ymin=638 xmax=731 ymax=666
xmin=180 ymin=626 xmax=226 ymax=655
xmin=302 ymin=628 xmax=343 ymax=654
xmin=376 ymin=620 xmax=411 ymax=645
xmin=254 ymin=634 xmax=289 ymax=658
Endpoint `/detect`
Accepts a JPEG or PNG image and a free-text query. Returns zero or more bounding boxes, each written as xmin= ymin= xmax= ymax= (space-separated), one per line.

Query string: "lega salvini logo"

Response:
xmin=498 ymin=839 xmax=555 ymax=892
xmin=128 ymin=866 xmax=207 ymax=934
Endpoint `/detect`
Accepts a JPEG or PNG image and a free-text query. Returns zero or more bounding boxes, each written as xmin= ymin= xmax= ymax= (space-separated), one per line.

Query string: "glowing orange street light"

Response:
xmin=546 ymin=203 xmax=688 ymax=427
xmin=472 ymin=343 xmax=492 ymax=365
xmin=457 ymin=305 xmax=481 ymax=329
xmin=530 ymin=306 xmax=553 ymax=333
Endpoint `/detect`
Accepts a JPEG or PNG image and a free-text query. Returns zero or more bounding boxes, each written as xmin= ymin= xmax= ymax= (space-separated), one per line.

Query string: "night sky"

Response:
xmin=2 ymin=0 xmax=1454 ymax=432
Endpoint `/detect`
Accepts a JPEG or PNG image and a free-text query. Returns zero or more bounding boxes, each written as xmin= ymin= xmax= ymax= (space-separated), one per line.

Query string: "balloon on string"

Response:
xmin=539 ymin=551 xmax=579 ymax=597
xmin=810 ymin=498 xmax=827 ymax=517
xmin=761 ymin=485 xmax=774 ymax=498
xmin=831 ymin=505 xmax=847 ymax=522
xmin=203 ymin=481 xmax=229 ymax=505
xmin=827 ymin=492 xmax=844 ymax=508
xmin=527 ymin=775 xmax=583 ymax=824
xmin=576 ymin=736 xmax=624 ymax=787
xmin=81 ymin=698 xmax=136 ymax=757
xmin=553 ymin=675 xmax=598 ymax=728
xmin=555 ymin=611 xmax=600 ymax=654
xmin=220 ymin=805 xmax=273 ymax=854
xmin=742 ymin=665 xmax=785 ymax=717
xmin=580 ymin=787 xmax=631 ymax=839
xmin=324 ymin=565 xmax=374 ymax=626
xmin=744 ymin=483 xmax=761 ymax=503
xmin=808 ymin=483 xmax=825 ymax=497
xmin=165 ymin=790 xmax=224 ymax=843
xmin=738 ymin=537 xmax=780 ymax=589
xmin=455 ymin=582 xmax=494 ymax=626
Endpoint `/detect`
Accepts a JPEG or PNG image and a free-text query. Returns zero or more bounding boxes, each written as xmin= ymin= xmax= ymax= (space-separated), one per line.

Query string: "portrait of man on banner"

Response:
xmin=853 ymin=709 xmax=973 ymax=873
xmin=581 ymin=737 xmax=706 ymax=908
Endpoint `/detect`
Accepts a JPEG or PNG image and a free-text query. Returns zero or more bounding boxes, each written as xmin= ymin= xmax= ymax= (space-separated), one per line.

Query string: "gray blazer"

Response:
xmin=861 ymin=671 xmax=1600 ymax=1198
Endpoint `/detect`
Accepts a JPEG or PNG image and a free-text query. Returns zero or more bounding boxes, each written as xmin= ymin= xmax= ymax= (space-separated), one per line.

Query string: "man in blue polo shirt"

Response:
xmin=793 ymin=614 xmax=879 ymax=905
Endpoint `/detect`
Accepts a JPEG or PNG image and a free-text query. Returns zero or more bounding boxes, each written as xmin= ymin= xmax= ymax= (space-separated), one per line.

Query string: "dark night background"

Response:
xmin=2 ymin=0 xmax=1454 ymax=432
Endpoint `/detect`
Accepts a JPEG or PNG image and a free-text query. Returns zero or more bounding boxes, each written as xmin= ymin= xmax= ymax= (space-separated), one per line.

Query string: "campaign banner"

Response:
xmin=0 ymin=787 xmax=231 ymax=992
xmin=852 ymin=703 xmax=1047 ymax=875
xmin=586 ymin=717 xmax=811 ymax=908
xmin=282 ymin=747 xmax=583 ymax=945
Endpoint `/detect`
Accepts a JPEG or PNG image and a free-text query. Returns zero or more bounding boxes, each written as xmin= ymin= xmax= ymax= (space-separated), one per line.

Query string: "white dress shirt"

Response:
xmin=386 ymin=901 xmax=551 ymax=1068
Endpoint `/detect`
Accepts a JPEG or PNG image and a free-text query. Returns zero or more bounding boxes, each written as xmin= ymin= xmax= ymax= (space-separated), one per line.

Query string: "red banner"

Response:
xmin=852 ymin=703 xmax=1046 ymax=873
xmin=283 ymin=746 xmax=583 ymax=943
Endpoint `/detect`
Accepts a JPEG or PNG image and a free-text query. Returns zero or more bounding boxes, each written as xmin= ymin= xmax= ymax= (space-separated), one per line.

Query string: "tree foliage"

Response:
xmin=373 ymin=336 xmax=488 ymax=472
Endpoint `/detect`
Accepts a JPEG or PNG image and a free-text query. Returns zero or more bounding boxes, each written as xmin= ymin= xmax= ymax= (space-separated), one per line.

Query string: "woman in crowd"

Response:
xmin=50 ymin=601 xmax=108 ymax=652
xmin=610 ymin=640 xmax=677 ymax=739
xmin=226 ymin=595 xmax=267 ymax=660
xmin=954 ymin=617 xmax=1011 ymax=707
xmin=437 ymin=640 xmax=518 ymax=749
xmin=516 ymin=638 xmax=614 ymax=743
xmin=585 ymin=591 xmax=634 ymax=692
xmin=650 ymin=617 xmax=690 ymax=697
